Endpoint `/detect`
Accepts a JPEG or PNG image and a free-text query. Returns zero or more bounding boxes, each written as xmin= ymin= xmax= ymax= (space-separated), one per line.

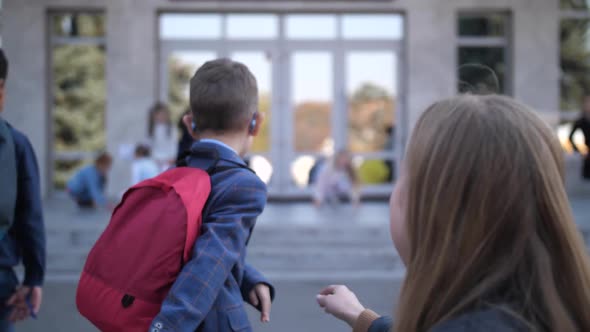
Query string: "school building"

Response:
xmin=1 ymin=0 xmax=587 ymax=199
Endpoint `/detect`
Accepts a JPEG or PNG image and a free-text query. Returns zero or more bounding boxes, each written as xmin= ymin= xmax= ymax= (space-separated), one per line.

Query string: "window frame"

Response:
xmin=456 ymin=11 xmax=513 ymax=96
xmin=47 ymin=10 xmax=107 ymax=191
xmin=158 ymin=12 xmax=406 ymax=197
xmin=560 ymin=7 xmax=590 ymax=121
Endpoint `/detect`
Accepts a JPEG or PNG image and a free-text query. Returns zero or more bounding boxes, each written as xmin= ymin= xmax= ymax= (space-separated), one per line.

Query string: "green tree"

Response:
xmin=52 ymin=45 xmax=106 ymax=189
xmin=52 ymin=14 xmax=106 ymax=188
xmin=348 ymin=83 xmax=395 ymax=153
xmin=167 ymin=57 xmax=194 ymax=121
xmin=53 ymin=45 xmax=106 ymax=153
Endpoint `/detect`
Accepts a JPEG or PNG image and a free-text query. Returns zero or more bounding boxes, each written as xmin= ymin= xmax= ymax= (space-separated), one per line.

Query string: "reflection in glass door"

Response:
xmin=159 ymin=12 xmax=405 ymax=198
xmin=230 ymin=51 xmax=274 ymax=184
xmin=165 ymin=51 xmax=217 ymax=120
xmin=346 ymin=52 xmax=398 ymax=186
xmin=290 ymin=52 xmax=333 ymax=188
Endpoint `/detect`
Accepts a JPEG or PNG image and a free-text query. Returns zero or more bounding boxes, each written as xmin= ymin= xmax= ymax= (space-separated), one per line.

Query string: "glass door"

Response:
xmin=345 ymin=51 xmax=400 ymax=193
xmin=159 ymin=12 xmax=405 ymax=198
xmin=229 ymin=50 xmax=276 ymax=186
xmin=288 ymin=51 xmax=335 ymax=192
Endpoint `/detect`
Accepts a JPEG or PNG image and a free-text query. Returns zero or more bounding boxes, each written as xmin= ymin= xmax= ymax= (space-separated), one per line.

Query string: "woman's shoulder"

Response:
xmin=430 ymin=308 xmax=527 ymax=332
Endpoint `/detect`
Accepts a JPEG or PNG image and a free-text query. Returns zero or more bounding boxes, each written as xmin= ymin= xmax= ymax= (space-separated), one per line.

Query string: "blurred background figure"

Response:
xmin=66 ymin=152 xmax=112 ymax=210
xmin=308 ymin=156 xmax=327 ymax=186
xmin=131 ymin=144 xmax=159 ymax=186
xmin=176 ymin=108 xmax=194 ymax=162
xmin=383 ymin=125 xmax=395 ymax=182
xmin=313 ymin=150 xmax=360 ymax=208
xmin=569 ymin=95 xmax=590 ymax=180
xmin=147 ymin=102 xmax=177 ymax=172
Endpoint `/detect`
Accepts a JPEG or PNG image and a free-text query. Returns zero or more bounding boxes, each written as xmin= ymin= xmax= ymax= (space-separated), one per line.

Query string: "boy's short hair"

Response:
xmin=95 ymin=152 xmax=112 ymax=166
xmin=0 ymin=49 xmax=8 ymax=80
xmin=135 ymin=144 xmax=151 ymax=158
xmin=189 ymin=58 xmax=258 ymax=133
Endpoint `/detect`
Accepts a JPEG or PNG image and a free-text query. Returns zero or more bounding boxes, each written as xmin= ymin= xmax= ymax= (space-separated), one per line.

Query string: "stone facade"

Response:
xmin=2 ymin=0 xmax=561 ymax=197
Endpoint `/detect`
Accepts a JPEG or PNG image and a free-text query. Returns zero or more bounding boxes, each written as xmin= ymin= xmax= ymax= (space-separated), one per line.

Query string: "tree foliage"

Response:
xmin=52 ymin=14 xmax=106 ymax=188
xmin=53 ymin=45 xmax=106 ymax=152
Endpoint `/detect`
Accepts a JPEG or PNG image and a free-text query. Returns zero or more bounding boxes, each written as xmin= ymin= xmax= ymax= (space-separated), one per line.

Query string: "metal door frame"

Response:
xmin=159 ymin=13 xmax=406 ymax=198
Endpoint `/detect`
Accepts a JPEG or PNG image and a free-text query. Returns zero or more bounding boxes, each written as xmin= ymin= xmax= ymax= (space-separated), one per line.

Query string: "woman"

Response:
xmin=147 ymin=102 xmax=177 ymax=172
xmin=317 ymin=95 xmax=590 ymax=331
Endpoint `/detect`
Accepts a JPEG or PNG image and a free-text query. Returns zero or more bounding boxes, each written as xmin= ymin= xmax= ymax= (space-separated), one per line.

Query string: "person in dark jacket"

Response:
xmin=569 ymin=96 xmax=590 ymax=180
xmin=0 ymin=49 xmax=45 ymax=332
xmin=176 ymin=108 xmax=194 ymax=161
xmin=317 ymin=95 xmax=590 ymax=332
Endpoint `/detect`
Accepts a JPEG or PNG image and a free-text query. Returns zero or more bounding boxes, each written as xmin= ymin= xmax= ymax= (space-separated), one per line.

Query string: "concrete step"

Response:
xmin=46 ymin=224 xmax=393 ymax=252
xmin=45 ymin=222 xmax=396 ymax=276
xmin=45 ymin=246 xmax=401 ymax=274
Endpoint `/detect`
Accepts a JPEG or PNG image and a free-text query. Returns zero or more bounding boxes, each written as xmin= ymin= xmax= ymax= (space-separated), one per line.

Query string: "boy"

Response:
xmin=66 ymin=152 xmax=112 ymax=209
xmin=0 ymin=48 xmax=45 ymax=331
xmin=131 ymin=143 xmax=159 ymax=185
xmin=569 ymin=95 xmax=590 ymax=180
xmin=150 ymin=58 xmax=274 ymax=332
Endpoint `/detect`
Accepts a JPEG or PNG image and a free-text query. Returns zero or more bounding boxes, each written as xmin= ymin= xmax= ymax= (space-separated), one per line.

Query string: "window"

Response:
xmin=346 ymin=52 xmax=396 ymax=154
xmin=160 ymin=13 xmax=404 ymax=194
xmin=457 ymin=13 xmax=510 ymax=95
xmin=292 ymin=52 xmax=333 ymax=153
xmin=286 ymin=15 xmax=337 ymax=39
xmin=559 ymin=4 xmax=590 ymax=153
xmin=227 ymin=14 xmax=278 ymax=39
xmin=167 ymin=51 xmax=216 ymax=121
xmin=342 ymin=14 xmax=403 ymax=39
xmin=561 ymin=0 xmax=590 ymax=10
xmin=560 ymin=19 xmax=590 ymax=113
xmin=49 ymin=12 xmax=106 ymax=189
xmin=160 ymin=14 xmax=222 ymax=39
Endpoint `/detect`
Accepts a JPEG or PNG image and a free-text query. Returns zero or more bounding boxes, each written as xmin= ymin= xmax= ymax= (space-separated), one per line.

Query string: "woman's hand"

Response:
xmin=317 ymin=285 xmax=366 ymax=327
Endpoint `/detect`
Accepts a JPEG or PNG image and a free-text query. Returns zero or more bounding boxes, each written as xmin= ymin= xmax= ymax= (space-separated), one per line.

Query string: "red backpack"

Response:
xmin=76 ymin=166 xmax=213 ymax=332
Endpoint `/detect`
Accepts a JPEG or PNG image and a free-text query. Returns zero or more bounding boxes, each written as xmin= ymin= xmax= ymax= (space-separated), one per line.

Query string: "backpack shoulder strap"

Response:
xmin=0 ymin=120 xmax=17 ymax=238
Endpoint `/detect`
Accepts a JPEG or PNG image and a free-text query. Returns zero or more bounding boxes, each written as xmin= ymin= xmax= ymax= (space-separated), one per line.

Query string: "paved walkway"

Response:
xmin=19 ymin=279 xmax=401 ymax=332
xmin=14 ymin=179 xmax=590 ymax=332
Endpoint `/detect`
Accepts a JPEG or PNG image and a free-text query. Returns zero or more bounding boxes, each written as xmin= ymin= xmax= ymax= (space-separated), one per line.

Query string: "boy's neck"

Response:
xmin=198 ymin=132 xmax=246 ymax=157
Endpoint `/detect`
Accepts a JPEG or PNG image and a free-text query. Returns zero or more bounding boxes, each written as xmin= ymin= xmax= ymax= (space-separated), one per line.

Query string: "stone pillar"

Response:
xmin=405 ymin=2 xmax=457 ymax=143
xmin=2 ymin=0 xmax=48 ymax=195
xmin=105 ymin=0 xmax=158 ymax=196
xmin=512 ymin=0 xmax=560 ymax=124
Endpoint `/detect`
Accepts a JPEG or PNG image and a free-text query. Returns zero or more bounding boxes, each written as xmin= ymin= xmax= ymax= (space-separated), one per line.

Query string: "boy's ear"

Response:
xmin=249 ymin=112 xmax=265 ymax=137
xmin=183 ymin=114 xmax=198 ymax=139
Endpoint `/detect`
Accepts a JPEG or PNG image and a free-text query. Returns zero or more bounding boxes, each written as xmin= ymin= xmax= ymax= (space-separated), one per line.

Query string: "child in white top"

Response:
xmin=131 ymin=144 xmax=159 ymax=186
xmin=148 ymin=102 xmax=178 ymax=171
xmin=314 ymin=150 xmax=360 ymax=207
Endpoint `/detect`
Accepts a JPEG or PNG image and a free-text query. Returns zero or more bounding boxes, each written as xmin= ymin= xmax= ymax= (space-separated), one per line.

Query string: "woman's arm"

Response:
xmin=317 ymin=285 xmax=392 ymax=332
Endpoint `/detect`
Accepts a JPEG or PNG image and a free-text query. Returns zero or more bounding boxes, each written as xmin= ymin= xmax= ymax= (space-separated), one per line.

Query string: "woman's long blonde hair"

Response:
xmin=394 ymin=95 xmax=590 ymax=331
